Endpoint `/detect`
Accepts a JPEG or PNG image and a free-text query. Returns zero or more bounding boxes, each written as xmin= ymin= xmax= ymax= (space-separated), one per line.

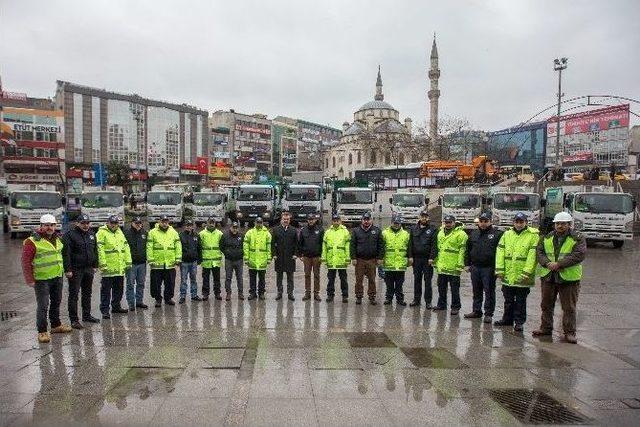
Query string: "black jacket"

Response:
xmin=220 ymin=230 xmax=244 ymax=261
xmin=124 ymin=226 xmax=147 ymax=265
xmin=350 ymin=225 xmax=383 ymax=260
xmin=271 ymin=225 xmax=298 ymax=272
xmin=465 ymin=226 xmax=503 ymax=267
xmin=409 ymin=222 xmax=438 ymax=259
xmin=62 ymin=226 xmax=98 ymax=271
xmin=179 ymin=230 xmax=201 ymax=263
xmin=297 ymin=223 xmax=324 ymax=258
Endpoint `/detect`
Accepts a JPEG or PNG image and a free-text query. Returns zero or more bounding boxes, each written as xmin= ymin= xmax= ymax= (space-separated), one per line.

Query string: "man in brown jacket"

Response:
xmin=533 ymin=212 xmax=586 ymax=344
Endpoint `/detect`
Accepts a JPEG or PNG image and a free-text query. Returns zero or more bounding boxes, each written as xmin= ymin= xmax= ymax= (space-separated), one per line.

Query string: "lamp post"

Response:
xmin=553 ymin=57 xmax=568 ymax=167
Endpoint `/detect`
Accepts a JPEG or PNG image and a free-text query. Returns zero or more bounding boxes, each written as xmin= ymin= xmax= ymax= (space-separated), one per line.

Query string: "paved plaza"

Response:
xmin=1 ymin=234 xmax=639 ymax=426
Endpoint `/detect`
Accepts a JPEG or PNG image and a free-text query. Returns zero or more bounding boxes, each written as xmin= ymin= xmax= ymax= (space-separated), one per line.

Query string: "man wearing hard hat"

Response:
xmin=534 ymin=212 xmax=586 ymax=344
xmin=22 ymin=214 xmax=73 ymax=343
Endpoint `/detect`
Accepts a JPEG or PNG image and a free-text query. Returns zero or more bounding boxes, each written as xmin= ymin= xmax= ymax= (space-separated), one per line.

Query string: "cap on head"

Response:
xmin=231 ymin=221 xmax=239 ymax=227
xmin=107 ymin=215 xmax=120 ymax=224
xmin=478 ymin=212 xmax=491 ymax=221
xmin=553 ymin=212 xmax=573 ymax=223
xmin=361 ymin=212 xmax=372 ymax=220
xmin=443 ymin=215 xmax=456 ymax=223
xmin=513 ymin=212 xmax=527 ymax=221
xmin=40 ymin=214 xmax=57 ymax=225
xmin=392 ymin=214 xmax=403 ymax=224
xmin=78 ymin=214 xmax=90 ymax=223
xmin=308 ymin=213 xmax=319 ymax=220
xmin=255 ymin=217 xmax=264 ymax=224
xmin=332 ymin=213 xmax=340 ymax=221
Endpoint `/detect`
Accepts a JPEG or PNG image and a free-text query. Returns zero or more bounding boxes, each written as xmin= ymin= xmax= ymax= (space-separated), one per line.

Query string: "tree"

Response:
xmin=413 ymin=116 xmax=483 ymax=161
xmin=106 ymin=160 xmax=132 ymax=189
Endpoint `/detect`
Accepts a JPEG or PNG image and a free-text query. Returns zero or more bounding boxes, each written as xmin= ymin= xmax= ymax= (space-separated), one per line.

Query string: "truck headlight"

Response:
xmin=10 ymin=215 xmax=20 ymax=226
xmin=625 ymin=220 xmax=634 ymax=232
xmin=573 ymin=219 xmax=583 ymax=230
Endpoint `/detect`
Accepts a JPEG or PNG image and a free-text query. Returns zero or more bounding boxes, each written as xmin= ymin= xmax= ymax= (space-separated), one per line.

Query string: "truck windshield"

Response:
xmin=147 ymin=192 xmax=182 ymax=205
xmin=193 ymin=193 xmax=224 ymax=206
xmin=237 ymin=188 xmax=272 ymax=201
xmin=392 ymin=194 xmax=423 ymax=207
xmin=338 ymin=190 xmax=372 ymax=204
xmin=286 ymin=187 xmax=320 ymax=201
xmin=442 ymin=194 xmax=480 ymax=208
xmin=81 ymin=192 xmax=123 ymax=208
xmin=11 ymin=192 xmax=61 ymax=210
xmin=574 ymin=194 xmax=634 ymax=214
xmin=493 ymin=194 xmax=539 ymax=210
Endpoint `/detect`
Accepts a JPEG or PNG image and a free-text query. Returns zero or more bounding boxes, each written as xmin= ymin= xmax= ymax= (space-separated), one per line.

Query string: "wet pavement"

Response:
xmin=1 ymin=232 xmax=639 ymax=426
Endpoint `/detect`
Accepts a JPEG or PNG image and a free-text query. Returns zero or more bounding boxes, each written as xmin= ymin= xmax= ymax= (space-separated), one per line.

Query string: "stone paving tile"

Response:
xmin=171 ymin=367 xmax=239 ymax=398
xmin=133 ymin=346 xmax=195 ymax=368
xmin=245 ymin=397 xmax=318 ymax=426
xmin=191 ymin=348 xmax=245 ymax=369
xmin=151 ymin=397 xmax=231 ymax=426
xmin=310 ymin=369 xmax=377 ymax=399
xmin=315 ymin=397 xmax=394 ymax=427
xmin=249 ymin=368 xmax=313 ymax=399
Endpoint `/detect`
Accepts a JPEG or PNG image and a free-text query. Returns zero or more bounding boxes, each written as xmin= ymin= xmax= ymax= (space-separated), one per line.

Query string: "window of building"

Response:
xmin=357 ymin=151 xmax=361 ymax=164
xmin=325 ymin=158 xmax=329 ymax=168
xmin=370 ymin=151 xmax=376 ymax=164
xmin=348 ymin=153 xmax=353 ymax=165
xmin=332 ymin=156 xmax=335 ymax=167
xmin=399 ymin=152 xmax=405 ymax=165
xmin=385 ymin=152 xmax=391 ymax=165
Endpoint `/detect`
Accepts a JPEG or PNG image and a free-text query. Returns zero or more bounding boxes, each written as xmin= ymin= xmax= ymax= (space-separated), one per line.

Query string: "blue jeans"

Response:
xmin=180 ymin=262 xmax=199 ymax=298
xmin=470 ymin=266 xmax=497 ymax=316
xmin=126 ymin=263 xmax=146 ymax=307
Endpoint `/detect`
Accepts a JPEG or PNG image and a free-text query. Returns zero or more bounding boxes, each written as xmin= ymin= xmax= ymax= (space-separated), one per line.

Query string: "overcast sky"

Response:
xmin=2 ymin=0 xmax=639 ymax=131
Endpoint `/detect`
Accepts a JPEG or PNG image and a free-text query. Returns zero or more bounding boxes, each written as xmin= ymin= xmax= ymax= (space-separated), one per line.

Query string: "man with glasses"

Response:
xmin=464 ymin=212 xmax=502 ymax=324
xmin=350 ymin=211 xmax=383 ymax=305
xmin=124 ymin=216 xmax=148 ymax=311
xmin=22 ymin=214 xmax=73 ymax=343
xmin=432 ymin=215 xmax=468 ymax=315
xmin=96 ymin=215 xmax=132 ymax=319
xmin=147 ymin=215 xmax=182 ymax=307
xmin=494 ymin=212 xmax=539 ymax=332
xmin=62 ymin=214 xmax=100 ymax=329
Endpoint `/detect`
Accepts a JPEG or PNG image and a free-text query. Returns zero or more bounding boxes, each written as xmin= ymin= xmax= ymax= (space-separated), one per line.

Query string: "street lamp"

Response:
xmin=553 ymin=57 xmax=568 ymax=167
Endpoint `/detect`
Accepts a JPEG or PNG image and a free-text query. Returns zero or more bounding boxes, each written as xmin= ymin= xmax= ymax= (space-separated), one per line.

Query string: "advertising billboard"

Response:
xmin=546 ymin=105 xmax=630 ymax=168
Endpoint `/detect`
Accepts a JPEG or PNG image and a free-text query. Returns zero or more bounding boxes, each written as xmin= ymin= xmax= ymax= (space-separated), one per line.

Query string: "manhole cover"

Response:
xmin=489 ymin=388 xmax=592 ymax=424
xmin=344 ymin=332 xmax=396 ymax=348
xmin=1 ymin=311 xmax=18 ymax=321
xmin=400 ymin=347 xmax=468 ymax=369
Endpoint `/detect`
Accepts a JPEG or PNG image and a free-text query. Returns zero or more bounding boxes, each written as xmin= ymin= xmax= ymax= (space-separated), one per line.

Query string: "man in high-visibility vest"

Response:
xmin=494 ymin=212 xmax=539 ymax=332
xmin=243 ymin=217 xmax=272 ymax=300
xmin=321 ymin=213 xmax=351 ymax=303
xmin=534 ymin=212 xmax=586 ymax=344
xmin=147 ymin=215 xmax=182 ymax=307
xmin=96 ymin=215 xmax=132 ymax=319
xmin=199 ymin=217 xmax=224 ymax=301
xmin=382 ymin=214 xmax=412 ymax=306
xmin=22 ymin=214 xmax=73 ymax=344
xmin=432 ymin=215 xmax=468 ymax=315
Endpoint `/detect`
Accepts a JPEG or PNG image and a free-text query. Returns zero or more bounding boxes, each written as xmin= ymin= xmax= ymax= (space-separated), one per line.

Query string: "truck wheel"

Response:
xmin=613 ymin=240 xmax=624 ymax=249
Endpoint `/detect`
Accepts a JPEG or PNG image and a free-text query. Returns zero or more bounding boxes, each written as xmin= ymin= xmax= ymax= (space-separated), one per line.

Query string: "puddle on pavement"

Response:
xmin=400 ymin=347 xmax=469 ymax=369
xmin=344 ymin=332 xmax=396 ymax=348
xmin=107 ymin=367 xmax=183 ymax=401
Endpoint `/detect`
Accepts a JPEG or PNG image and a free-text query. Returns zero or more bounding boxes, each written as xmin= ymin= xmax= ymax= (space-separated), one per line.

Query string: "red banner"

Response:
xmin=197 ymin=157 xmax=209 ymax=174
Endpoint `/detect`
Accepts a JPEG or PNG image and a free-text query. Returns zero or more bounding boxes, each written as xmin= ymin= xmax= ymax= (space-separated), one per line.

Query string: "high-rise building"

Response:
xmin=55 ymin=81 xmax=208 ymax=186
xmin=0 ymin=87 xmax=64 ymax=186
xmin=271 ymin=117 xmax=298 ymax=177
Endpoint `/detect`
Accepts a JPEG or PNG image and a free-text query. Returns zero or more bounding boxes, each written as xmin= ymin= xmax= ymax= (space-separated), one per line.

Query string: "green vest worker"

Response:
xmin=146 ymin=215 xmax=182 ymax=307
xmin=533 ymin=212 xmax=586 ymax=344
xmin=433 ymin=215 xmax=468 ymax=315
xmin=244 ymin=217 xmax=272 ymax=300
xmin=22 ymin=214 xmax=73 ymax=344
xmin=321 ymin=213 xmax=351 ymax=303
xmin=494 ymin=212 xmax=539 ymax=332
xmin=96 ymin=215 xmax=132 ymax=318
xmin=382 ymin=214 xmax=412 ymax=306
xmin=199 ymin=216 xmax=224 ymax=300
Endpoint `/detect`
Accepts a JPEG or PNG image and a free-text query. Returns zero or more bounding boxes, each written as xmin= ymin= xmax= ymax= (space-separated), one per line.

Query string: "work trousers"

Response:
xmin=224 ymin=259 xmax=244 ymax=294
xmin=68 ymin=267 xmax=94 ymax=322
xmin=500 ymin=285 xmax=530 ymax=325
xmin=179 ymin=262 xmax=198 ymax=298
xmin=35 ymin=277 xmax=63 ymax=333
xmin=276 ymin=271 xmax=294 ymax=295
xmin=202 ymin=267 xmax=221 ymax=297
xmin=248 ymin=269 xmax=266 ymax=296
xmin=412 ymin=257 xmax=433 ymax=304
xmin=100 ymin=276 xmax=125 ymax=314
xmin=150 ymin=268 xmax=176 ymax=302
xmin=302 ymin=257 xmax=321 ymax=294
xmin=384 ymin=270 xmax=405 ymax=302
xmin=436 ymin=274 xmax=461 ymax=309
xmin=355 ymin=259 xmax=377 ymax=298
xmin=327 ymin=269 xmax=348 ymax=297
xmin=470 ymin=266 xmax=497 ymax=316
xmin=126 ymin=263 xmax=146 ymax=307
xmin=539 ymin=279 xmax=580 ymax=334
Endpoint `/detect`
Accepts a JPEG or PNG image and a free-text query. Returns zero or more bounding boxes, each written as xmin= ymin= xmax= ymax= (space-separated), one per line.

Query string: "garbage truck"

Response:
xmin=281 ymin=184 xmax=324 ymax=224
xmin=191 ymin=189 xmax=228 ymax=225
xmin=234 ymin=184 xmax=279 ymax=225
xmin=146 ymin=185 xmax=184 ymax=225
xmin=488 ymin=188 xmax=541 ymax=230
xmin=334 ymin=186 xmax=376 ymax=226
xmin=438 ymin=188 xmax=484 ymax=230
xmin=80 ymin=186 xmax=125 ymax=227
xmin=389 ymin=188 xmax=429 ymax=225
xmin=3 ymin=184 xmax=64 ymax=238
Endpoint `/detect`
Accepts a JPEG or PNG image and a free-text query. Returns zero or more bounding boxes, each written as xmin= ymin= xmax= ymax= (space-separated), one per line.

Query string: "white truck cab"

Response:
xmin=334 ymin=186 xmax=376 ymax=226
xmin=389 ymin=189 xmax=429 ymax=225
xmin=282 ymin=184 xmax=323 ymax=224
xmin=488 ymin=189 xmax=541 ymax=230
xmin=234 ymin=184 xmax=278 ymax=225
xmin=80 ymin=186 xmax=125 ymax=228
xmin=439 ymin=189 xmax=483 ymax=230
xmin=191 ymin=190 xmax=227 ymax=225
xmin=146 ymin=185 xmax=184 ymax=225
xmin=3 ymin=184 xmax=64 ymax=238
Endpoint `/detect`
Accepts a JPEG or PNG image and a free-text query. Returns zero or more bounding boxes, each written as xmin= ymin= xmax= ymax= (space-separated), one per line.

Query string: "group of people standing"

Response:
xmin=22 ymin=207 xmax=585 ymax=346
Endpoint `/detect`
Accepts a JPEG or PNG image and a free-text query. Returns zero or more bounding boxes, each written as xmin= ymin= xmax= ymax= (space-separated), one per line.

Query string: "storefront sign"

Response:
xmin=235 ymin=124 xmax=271 ymax=135
xmin=6 ymin=173 xmax=60 ymax=183
xmin=209 ymin=165 xmax=231 ymax=179
xmin=12 ymin=123 xmax=62 ymax=133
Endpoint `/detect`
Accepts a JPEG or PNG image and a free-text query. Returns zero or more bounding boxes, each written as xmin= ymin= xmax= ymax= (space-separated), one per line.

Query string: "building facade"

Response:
xmin=296 ymin=120 xmax=341 ymax=171
xmin=210 ymin=110 xmax=272 ymax=182
xmin=55 ymin=81 xmax=208 ymax=186
xmin=482 ymin=121 xmax=547 ymax=173
xmin=271 ymin=117 xmax=298 ymax=177
xmin=0 ymin=89 xmax=65 ymax=186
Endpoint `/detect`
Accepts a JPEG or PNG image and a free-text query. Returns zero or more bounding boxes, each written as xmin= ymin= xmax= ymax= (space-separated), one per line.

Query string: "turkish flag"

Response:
xmin=197 ymin=157 xmax=209 ymax=174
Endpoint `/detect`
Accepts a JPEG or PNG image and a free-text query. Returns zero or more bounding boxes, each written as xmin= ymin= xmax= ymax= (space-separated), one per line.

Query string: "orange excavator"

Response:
xmin=420 ymin=155 xmax=499 ymax=185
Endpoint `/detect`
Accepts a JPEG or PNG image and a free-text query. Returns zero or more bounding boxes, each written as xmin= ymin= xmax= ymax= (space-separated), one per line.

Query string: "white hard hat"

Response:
xmin=553 ymin=212 xmax=573 ymax=223
xmin=40 ymin=214 xmax=57 ymax=224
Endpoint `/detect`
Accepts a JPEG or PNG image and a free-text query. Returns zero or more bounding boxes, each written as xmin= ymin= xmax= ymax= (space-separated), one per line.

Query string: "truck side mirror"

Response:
xmin=388 ymin=197 xmax=393 ymax=204
xmin=224 ymin=195 xmax=228 ymax=203
xmin=540 ymin=199 xmax=546 ymax=207
xmin=425 ymin=197 xmax=429 ymax=205
xmin=437 ymin=197 xmax=442 ymax=206
xmin=61 ymin=196 xmax=66 ymax=205
xmin=3 ymin=196 xmax=9 ymax=205
xmin=374 ymin=193 xmax=378 ymax=203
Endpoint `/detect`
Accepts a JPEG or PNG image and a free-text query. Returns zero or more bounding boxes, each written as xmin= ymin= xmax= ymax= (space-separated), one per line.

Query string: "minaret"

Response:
xmin=375 ymin=65 xmax=384 ymax=101
xmin=428 ymin=34 xmax=441 ymax=141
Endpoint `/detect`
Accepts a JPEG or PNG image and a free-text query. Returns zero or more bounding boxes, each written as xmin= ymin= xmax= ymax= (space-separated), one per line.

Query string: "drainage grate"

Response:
xmin=344 ymin=332 xmax=396 ymax=348
xmin=489 ymin=388 xmax=592 ymax=425
xmin=400 ymin=347 xmax=468 ymax=369
xmin=1 ymin=311 xmax=18 ymax=321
